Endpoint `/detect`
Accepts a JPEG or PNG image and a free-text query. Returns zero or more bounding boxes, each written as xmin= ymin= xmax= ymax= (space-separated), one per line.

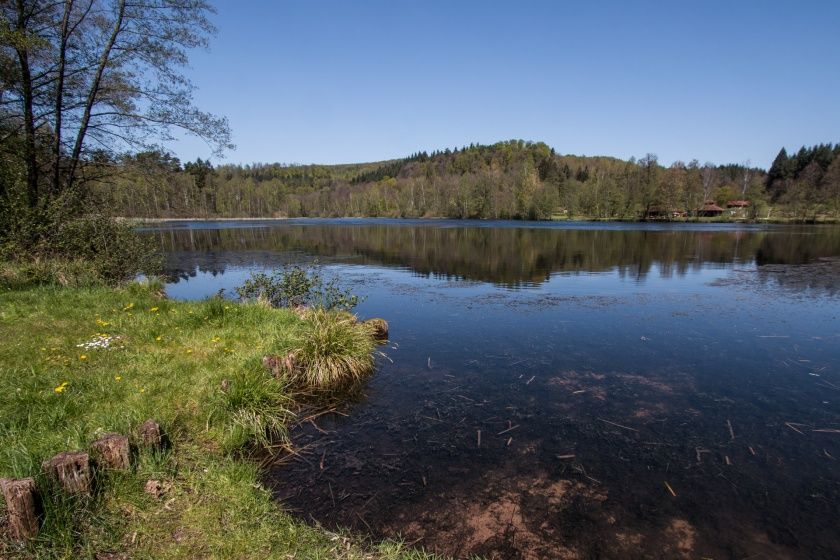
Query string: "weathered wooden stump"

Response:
xmin=90 ymin=433 xmax=130 ymax=470
xmin=262 ymin=353 xmax=297 ymax=378
xmin=138 ymin=419 xmax=163 ymax=448
xmin=41 ymin=451 xmax=91 ymax=494
xmin=0 ymin=477 xmax=39 ymax=540
xmin=364 ymin=318 xmax=389 ymax=341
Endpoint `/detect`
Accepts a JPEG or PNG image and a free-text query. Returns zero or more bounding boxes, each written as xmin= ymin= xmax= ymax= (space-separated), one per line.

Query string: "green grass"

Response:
xmin=281 ymin=309 xmax=377 ymax=392
xmin=0 ymin=281 xmax=440 ymax=559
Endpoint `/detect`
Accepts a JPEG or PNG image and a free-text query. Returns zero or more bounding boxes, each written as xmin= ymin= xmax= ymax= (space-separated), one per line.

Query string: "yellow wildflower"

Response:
xmin=114 ymin=375 xmax=122 ymax=382
xmin=54 ymin=381 xmax=69 ymax=393
xmin=211 ymin=336 xmax=221 ymax=344
xmin=140 ymin=388 xmax=146 ymax=393
xmin=79 ymin=354 xmax=87 ymax=361
xmin=150 ymin=307 xmax=159 ymax=312
xmin=185 ymin=348 xmax=193 ymax=354
xmin=155 ymin=336 xmax=162 ymax=342
xmin=123 ymin=302 xmax=134 ymax=311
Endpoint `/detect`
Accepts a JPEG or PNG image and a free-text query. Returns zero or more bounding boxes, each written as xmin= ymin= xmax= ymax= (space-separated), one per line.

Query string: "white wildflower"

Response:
xmin=76 ymin=334 xmax=124 ymax=350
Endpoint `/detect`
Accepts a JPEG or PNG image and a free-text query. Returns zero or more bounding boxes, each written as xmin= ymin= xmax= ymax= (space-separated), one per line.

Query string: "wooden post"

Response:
xmin=138 ymin=419 xmax=162 ymax=448
xmin=0 ymin=477 xmax=39 ymax=540
xmin=90 ymin=433 xmax=130 ymax=470
xmin=41 ymin=451 xmax=91 ymax=494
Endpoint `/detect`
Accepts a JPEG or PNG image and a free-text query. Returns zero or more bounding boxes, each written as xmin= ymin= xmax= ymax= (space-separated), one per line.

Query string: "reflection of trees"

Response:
xmin=754 ymin=226 xmax=840 ymax=265
xmin=141 ymin=223 xmax=840 ymax=288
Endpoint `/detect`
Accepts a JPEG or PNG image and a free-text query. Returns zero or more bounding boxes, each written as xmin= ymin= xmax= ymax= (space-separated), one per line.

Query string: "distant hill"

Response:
xmin=96 ymin=140 xmax=840 ymax=221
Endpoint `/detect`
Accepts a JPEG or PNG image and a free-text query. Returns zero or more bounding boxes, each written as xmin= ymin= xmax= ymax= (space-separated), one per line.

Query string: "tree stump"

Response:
xmin=138 ymin=419 xmax=163 ymax=448
xmin=41 ymin=451 xmax=91 ymax=495
xmin=0 ymin=477 xmax=39 ymax=540
xmin=364 ymin=318 xmax=389 ymax=341
xmin=90 ymin=433 xmax=130 ymax=470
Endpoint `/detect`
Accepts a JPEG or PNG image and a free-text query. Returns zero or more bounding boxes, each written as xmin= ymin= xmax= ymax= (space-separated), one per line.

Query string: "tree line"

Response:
xmin=90 ymin=140 xmax=840 ymax=221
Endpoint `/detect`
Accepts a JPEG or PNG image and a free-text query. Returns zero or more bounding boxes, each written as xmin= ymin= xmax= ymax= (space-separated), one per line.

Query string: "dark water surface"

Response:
xmin=142 ymin=219 xmax=840 ymax=560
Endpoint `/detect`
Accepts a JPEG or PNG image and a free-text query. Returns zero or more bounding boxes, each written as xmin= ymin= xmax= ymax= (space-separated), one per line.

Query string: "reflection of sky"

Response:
xmin=164 ymin=260 xmax=742 ymax=302
xmin=163 ymin=256 xmax=840 ymax=397
xmin=158 ymin=220 xmax=840 ymax=400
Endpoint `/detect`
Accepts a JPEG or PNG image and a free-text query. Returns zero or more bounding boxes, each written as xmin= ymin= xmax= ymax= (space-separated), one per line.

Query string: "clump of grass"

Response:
xmin=282 ymin=309 xmax=377 ymax=392
xmin=214 ymin=367 xmax=293 ymax=453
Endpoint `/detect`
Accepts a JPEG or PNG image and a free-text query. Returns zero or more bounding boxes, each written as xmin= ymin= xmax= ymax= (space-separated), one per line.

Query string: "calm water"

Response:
xmin=142 ymin=219 xmax=840 ymax=560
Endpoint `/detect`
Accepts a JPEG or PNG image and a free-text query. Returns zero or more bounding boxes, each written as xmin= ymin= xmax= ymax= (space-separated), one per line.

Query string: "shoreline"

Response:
xmin=120 ymin=215 xmax=840 ymax=226
xmin=0 ymin=276 xmax=416 ymax=560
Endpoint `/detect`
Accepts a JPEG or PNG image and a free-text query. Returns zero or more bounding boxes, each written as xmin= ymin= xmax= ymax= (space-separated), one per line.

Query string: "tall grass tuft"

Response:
xmin=282 ymin=309 xmax=377 ymax=392
xmin=214 ymin=368 xmax=293 ymax=453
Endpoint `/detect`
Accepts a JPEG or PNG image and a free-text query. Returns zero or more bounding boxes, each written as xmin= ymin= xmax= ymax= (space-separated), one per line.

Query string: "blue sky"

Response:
xmin=176 ymin=0 xmax=840 ymax=169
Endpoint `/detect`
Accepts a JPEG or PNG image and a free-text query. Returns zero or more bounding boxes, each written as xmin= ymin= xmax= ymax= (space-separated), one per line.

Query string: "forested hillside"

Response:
xmin=94 ymin=140 xmax=840 ymax=221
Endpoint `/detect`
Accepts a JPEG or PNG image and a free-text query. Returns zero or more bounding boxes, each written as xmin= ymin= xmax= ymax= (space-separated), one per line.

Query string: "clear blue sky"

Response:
xmin=175 ymin=0 xmax=840 ymax=169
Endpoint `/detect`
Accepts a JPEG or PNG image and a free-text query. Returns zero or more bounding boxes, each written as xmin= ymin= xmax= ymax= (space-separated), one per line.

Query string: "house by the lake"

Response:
xmin=726 ymin=200 xmax=750 ymax=217
xmin=696 ymin=201 xmax=725 ymax=217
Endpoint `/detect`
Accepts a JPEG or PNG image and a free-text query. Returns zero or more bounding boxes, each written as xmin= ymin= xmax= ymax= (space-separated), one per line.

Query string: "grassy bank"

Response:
xmin=0 ymin=280 xmax=435 ymax=559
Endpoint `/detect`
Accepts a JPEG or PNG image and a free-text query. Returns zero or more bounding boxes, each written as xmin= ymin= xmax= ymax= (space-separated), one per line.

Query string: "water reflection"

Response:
xmin=142 ymin=220 xmax=840 ymax=289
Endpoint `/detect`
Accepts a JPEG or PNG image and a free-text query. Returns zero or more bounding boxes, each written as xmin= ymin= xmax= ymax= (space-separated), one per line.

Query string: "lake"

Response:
xmin=141 ymin=219 xmax=840 ymax=560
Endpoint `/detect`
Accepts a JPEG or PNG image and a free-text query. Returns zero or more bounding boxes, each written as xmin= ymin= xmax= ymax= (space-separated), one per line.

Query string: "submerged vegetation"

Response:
xmin=0 ymin=274 xmax=426 ymax=559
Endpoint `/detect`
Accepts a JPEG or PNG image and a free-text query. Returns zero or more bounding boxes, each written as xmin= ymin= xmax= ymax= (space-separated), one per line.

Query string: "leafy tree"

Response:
xmin=1 ymin=0 xmax=231 ymax=249
xmin=185 ymin=157 xmax=215 ymax=190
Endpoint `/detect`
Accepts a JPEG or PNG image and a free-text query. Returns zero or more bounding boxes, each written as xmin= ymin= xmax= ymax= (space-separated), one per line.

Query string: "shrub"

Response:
xmin=51 ymin=216 xmax=160 ymax=283
xmin=281 ymin=309 xmax=377 ymax=392
xmin=1 ymin=215 xmax=160 ymax=286
xmin=235 ymin=263 xmax=360 ymax=311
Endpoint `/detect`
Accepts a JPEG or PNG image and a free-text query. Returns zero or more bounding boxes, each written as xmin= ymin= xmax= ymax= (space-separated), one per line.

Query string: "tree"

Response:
xmin=0 ymin=0 xmax=232 ymax=219
xmin=740 ymin=159 xmax=752 ymax=197
xmin=184 ymin=157 xmax=214 ymax=190
xmin=700 ymin=162 xmax=717 ymax=203
xmin=822 ymin=157 xmax=840 ymax=217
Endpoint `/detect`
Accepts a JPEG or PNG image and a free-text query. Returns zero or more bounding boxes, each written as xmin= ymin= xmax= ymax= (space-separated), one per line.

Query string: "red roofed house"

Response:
xmin=696 ymin=201 xmax=725 ymax=217
xmin=726 ymin=200 xmax=750 ymax=217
